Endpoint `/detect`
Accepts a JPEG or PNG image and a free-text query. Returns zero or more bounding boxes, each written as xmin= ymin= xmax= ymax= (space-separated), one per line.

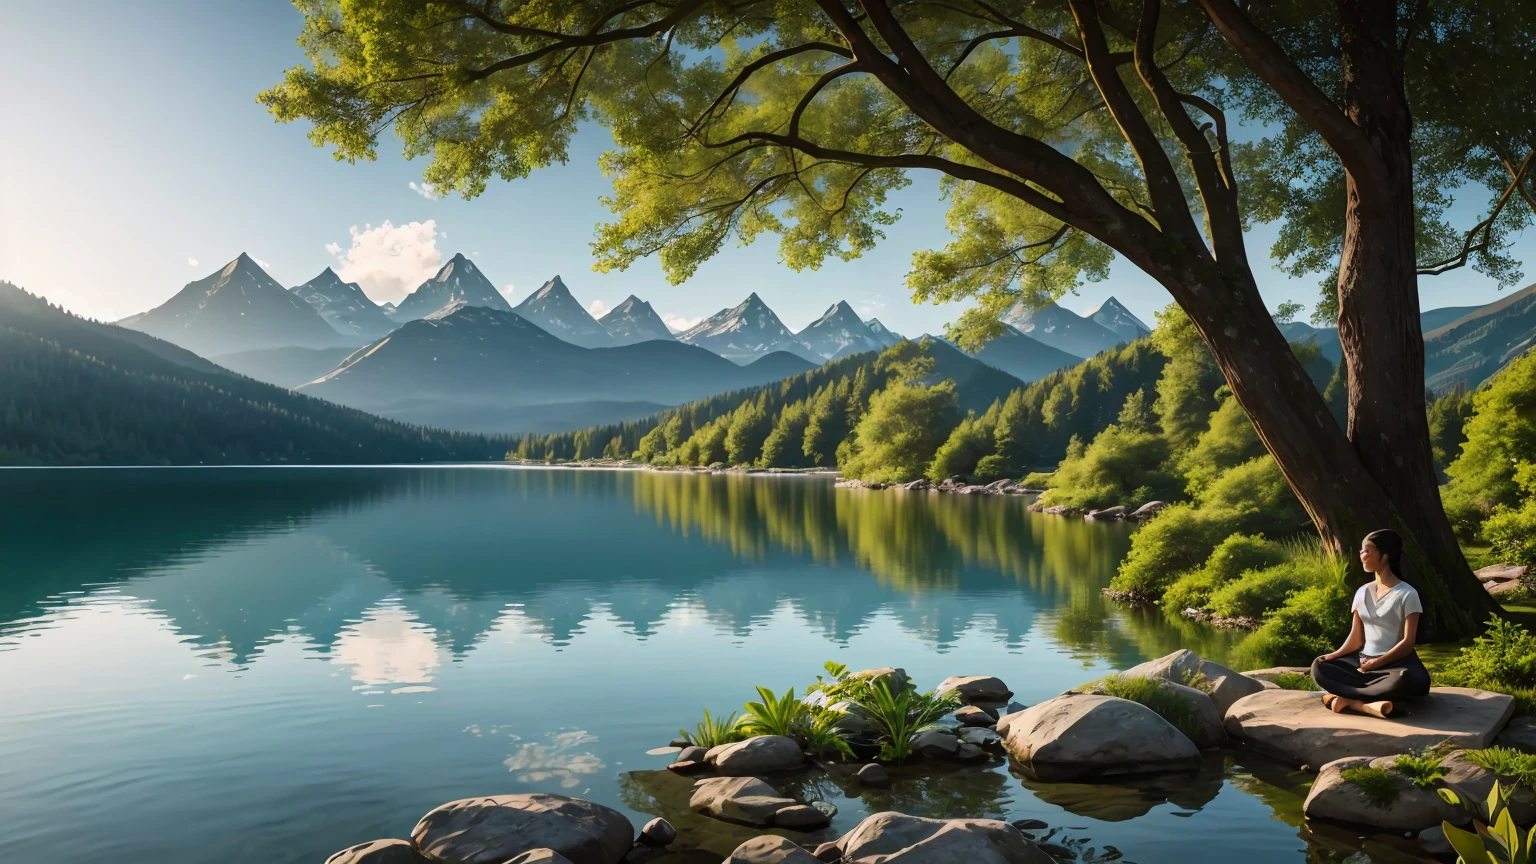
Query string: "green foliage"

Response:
xmin=1434 ymin=618 xmax=1536 ymax=713
xmin=1100 ymin=675 xmax=1201 ymax=743
xmin=758 ymin=400 xmax=812 ymax=469
xmin=1443 ymin=351 xmax=1536 ymax=538
xmin=1271 ymin=672 xmax=1320 ymax=691
xmin=1113 ymin=504 xmax=1231 ymax=596
xmin=1439 ymin=779 xmax=1536 ymax=864
xmin=1150 ymin=306 xmax=1225 ymax=454
xmin=1484 ymin=488 xmax=1536 ymax=568
xmin=1428 ymin=385 xmax=1476 ymax=475
xmin=841 ymin=378 xmax=959 ymax=484
xmin=725 ymin=399 xmax=774 ymax=466
xmin=680 ymin=709 xmax=745 ymax=749
xmin=1232 ymin=580 xmax=1352 ymax=669
xmin=1207 ymin=562 xmax=1320 ymax=620
xmin=927 ymin=405 xmax=1000 ymax=483
xmin=1340 ymin=766 xmax=1401 ymax=808
xmin=1161 ymin=534 xmax=1289 ymax=612
xmin=1464 ymin=747 xmax=1536 ymax=789
xmin=739 ymin=686 xmax=809 ymax=739
xmin=1178 ymin=395 xmax=1264 ymax=496
xmin=843 ymin=679 xmax=960 ymax=764
xmin=1197 ymin=455 xmax=1306 ymax=533
xmin=1393 ymin=746 xmax=1450 ymax=789
xmin=1034 ymin=425 xmax=1180 ymax=510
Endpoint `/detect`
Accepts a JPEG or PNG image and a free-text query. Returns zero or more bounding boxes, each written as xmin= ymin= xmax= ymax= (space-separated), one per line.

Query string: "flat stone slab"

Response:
xmin=1224 ymin=687 xmax=1515 ymax=767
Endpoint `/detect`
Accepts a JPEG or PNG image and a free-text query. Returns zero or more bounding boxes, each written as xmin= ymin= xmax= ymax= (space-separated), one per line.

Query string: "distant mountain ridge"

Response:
xmin=679 ymin=293 xmax=814 ymax=363
xmin=968 ymin=324 xmax=1084 ymax=383
xmin=1085 ymin=297 xmax=1151 ymax=342
xmin=600 ymin=295 xmax=675 ymax=346
xmin=392 ymin=253 xmax=513 ymax=321
xmin=865 ymin=319 xmax=905 ymax=348
xmin=512 ymin=275 xmax=614 ymax=348
xmin=796 ymin=301 xmax=885 ymax=360
xmin=1424 ymin=281 xmax=1536 ymax=392
xmin=118 ymin=254 xmax=345 ymax=357
xmin=290 ymin=267 xmax=394 ymax=341
xmin=1000 ymin=298 xmax=1122 ymax=358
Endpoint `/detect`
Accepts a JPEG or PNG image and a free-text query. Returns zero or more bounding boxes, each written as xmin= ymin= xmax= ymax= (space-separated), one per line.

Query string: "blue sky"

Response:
xmin=1 ymin=1 xmax=1529 ymax=336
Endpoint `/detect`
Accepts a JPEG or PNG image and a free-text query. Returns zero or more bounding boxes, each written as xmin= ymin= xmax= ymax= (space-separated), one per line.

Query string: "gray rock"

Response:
xmin=850 ymin=667 xmax=908 ymax=693
xmin=411 ymin=794 xmax=634 ymax=864
xmin=1086 ymin=506 xmax=1126 ymax=520
xmin=676 ymin=746 xmax=706 ymax=764
xmin=706 ymin=735 xmax=805 ymax=775
xmin=1439 ymin=749 xmax=1536 ymax=825
xmin=668 ymin=738 xmax=692 ymax=748
xmin=1120 ymin=650 xmax=1265 ymax=716
xmin=324 ymin=839 xmax=428 ymax=864
xmin=910 ymin=730 xmax=960 ymax=758
xmin=811 ymin=801 xmax=838 ymax=818
xmin=773 ymin=805 xmax=833 ymax=830
xmin=1496 ymin=716 xmax=1536 ymax=754
xmin=639 ymin=818 xmax=676 ymax=847
xmin=504 ymin=851 xmax=576 ymax=864
xmin=854 ymin=763 xmax=890 ymax=787
xmin=958 ymin=727 xmax=999 ymax=746
xmin=835 ymin=812 xmax=1052 ymax=864
xmin=1128 ymin=501 xmax=1168 ymax=519
xmin=690 ymin=776 xmax=798 ymax=827
xmin=1002 ymin=693 xmax=1201 ymax=781
xmin=937 ymin=676 xmax=1013 ymax=704
xmin=1224 ymin=687 xmax=1516 ymax=768
xmin=954 ymin=705 xmax=998 ymax=727
xmin=666 ymin=760 xmax=706 ymax=776
xmin=812 ymin=841 xmax=842 ymax=862
xmin=724 ymin=835 xmax=822 ymax=864
xmin=957 ymin=742 xmax=985 ymax=761
xmin=1419 ymin=826 xmax=1451 ymax=856
xmin=1302 ymin=756 xmax=1459 ymax=833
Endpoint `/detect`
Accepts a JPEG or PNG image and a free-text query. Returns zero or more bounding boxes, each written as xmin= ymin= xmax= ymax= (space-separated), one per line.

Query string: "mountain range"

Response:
xmin=600 ymin=295 xmax=674 ymax=346
xmin=676 ymin=293 xmax=813 ymax=363
xmin=1424 ymin=281 xmax=1536 ymax=392
xmin=513 ymin=276 xmax=614 ymax=349
xmin=1000 ymin=297 xmax=1129 ymax=359
xmin=290 ymin=268 xmax=395 ymax=341
xmin=392 ymin=253 xmax=514 ymax=321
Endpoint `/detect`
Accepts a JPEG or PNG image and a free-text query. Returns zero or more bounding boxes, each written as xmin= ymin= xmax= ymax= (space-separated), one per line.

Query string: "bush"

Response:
xmin=1179 ymin=395 xmax=1264 ymax=496
xmin=927 ymin=410 xmax=999 ymax=483
xmin=1481 ymin=463 xmax=1536 ymax=566
xmin=1035 ymin=424 xmax=1181 ymax=510
xmin=1434 ymin=617 xmax=1536 ymax=713
xmin=1392 ymin=747 xmax=1449 ymax=788
xmin=1208 ymin=562 xmax=1319 ymax=620
xmin=841 ymin=380 xmax=960 ymax=484
xmin=1198 ymin=455 xmax=1306 ymax=534
xmin=1442 ymin=349 xmax=1536 ymax=538
xmin=1271 ymin=672 xmax=1319 ymax=691
xmin=1232 ymin=580 xmax=1351 ymax=668
xmin=1100 ymin=675 xmax=1201 ymax=742
xmin=1161 ymin=534 xmax=1289 ymax=611
xmin=1111 ymin=504 xmax=1232 ymax=596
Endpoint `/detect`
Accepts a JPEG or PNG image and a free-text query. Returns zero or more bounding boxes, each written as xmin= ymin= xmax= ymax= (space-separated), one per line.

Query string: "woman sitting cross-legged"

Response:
xmin=1310 ymin=528 xmax=1431 ymax=719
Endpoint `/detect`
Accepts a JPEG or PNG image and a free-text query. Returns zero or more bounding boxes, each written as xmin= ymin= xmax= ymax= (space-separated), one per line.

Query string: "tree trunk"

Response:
xmin=1331 ymin=0 xmax=1496 ymax=635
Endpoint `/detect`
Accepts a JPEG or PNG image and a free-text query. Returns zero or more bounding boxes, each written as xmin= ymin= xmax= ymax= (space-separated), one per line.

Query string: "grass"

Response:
xmin=1340 ymin=766 xmax=1400 ymax=808
xmin=1102 ymin=675 xmax=1202 ymax=742
xmin=1464 ymin=746 xmax=1536 ymax=787
xmin=1271 ymin=672 xmax=1319 ymax=691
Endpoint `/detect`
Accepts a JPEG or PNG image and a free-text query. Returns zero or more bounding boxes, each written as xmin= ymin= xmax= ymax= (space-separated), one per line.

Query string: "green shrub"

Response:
xmin=1179 ymin=396 xmax=1264 ymax=496
xmin=1112 ymin=504 xmax=1232 ymax=596
xmin=1161 ymin=568 xmax=1224 ymax=614
xmin=1232 ymin=581 xmax=1352 ymax=668
xmin=843 ymin=679 xmax=959 ymax=764
xmin=1482 ymin=463 xmax=1536 ymax=566
xmin=1208 ymin=562 xmax=1319 ymax=620
xmin=1198 ymin=455 xmax=1307 ymax=535
xmin=1036 ymin=425 xmax=1181 ymax=510
xmin=1162 ymin=534 xmax=1289 ymax=612
xmin=1392 ymin=747 xmax=1449 ymax=788
xmin=1463 ymin=746 xmax=1536 ymax=788
xmin=738 ymin=686 xmax=808 ymax=738
xmin=927 ymin=410 xmax=999 ymax=483
xmin=681 ymin=709 xmax=746 ymax=748
xmin=1101 ymin=675 xmax=1201 ymax=742
xmin=1271 ymin=672 xmax=1320 ymax=691
xmin=1442 ymin=349 xmax=1536 ymax=538
xmin=1434 ymin=618 xmax=1536 ymax=713
xmin=1341 ymin=766 xmax=1400 ymax=807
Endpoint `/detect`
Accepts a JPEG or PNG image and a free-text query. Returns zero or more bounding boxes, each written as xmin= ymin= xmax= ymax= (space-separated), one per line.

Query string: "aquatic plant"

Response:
xmin=846 ymin=679 xmax=960 ymax=764
xmin=680 ymin=709 xmax=745 ymax=749
xmin=1340 ymin=766 xmax=1400 ymax=808
xmin=1439 ymin=781 xmax=1536 ymax=864
xmin=1100 ymin=675 xmax=1201 ymax=742
xmin=1270 ymin=673 xmax=1319 ymax=691
xmin=739 ymin=686 xmax=808 ymax=739
xmin=801 ymin=708 xmax=855 ymax=761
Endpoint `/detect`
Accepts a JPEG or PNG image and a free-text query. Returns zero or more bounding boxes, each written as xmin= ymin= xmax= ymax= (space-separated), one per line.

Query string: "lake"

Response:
xmin=0 ymin=467 xmax=1415 ymax=863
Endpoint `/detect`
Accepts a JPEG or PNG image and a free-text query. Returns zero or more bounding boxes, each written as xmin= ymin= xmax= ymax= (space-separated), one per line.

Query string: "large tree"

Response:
xmin=263 ymin=0 xmax=1532 ymax=636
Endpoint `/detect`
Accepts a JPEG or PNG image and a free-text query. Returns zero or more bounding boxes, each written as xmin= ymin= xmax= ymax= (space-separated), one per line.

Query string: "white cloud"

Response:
xmin=408 ymin=181 xmax=443 ymax=200
xmin=588 ymin=299 xmax=610 ymax=318
xmin=187 ymin=257 xmax=199 ymax=267
xmin=663 ymin=313 xmax=702 ymax=333
xmin=859 ymin=299 xmax=887 ymax=315
xmin=327 ymin=220 xmax=444 ymax=304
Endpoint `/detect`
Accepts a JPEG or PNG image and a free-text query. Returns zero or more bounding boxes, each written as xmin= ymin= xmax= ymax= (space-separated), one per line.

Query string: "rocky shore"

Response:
xmin=326 ymin=651 xmax=1534 ymax=863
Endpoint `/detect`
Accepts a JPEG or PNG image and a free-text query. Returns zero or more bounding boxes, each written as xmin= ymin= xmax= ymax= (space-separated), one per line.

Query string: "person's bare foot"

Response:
xmin=1361 ymin=701 xmax=1394 ymax=719
xmin=1321 ymin=693 xmax=1338 ymax=710
xmin=1331 ymin=696 xmax=1351 ymax=714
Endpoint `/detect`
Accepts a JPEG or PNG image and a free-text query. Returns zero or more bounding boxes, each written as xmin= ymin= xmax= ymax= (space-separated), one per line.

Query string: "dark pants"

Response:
xmin=1311 ymin=652 xmax=1431 ymax=703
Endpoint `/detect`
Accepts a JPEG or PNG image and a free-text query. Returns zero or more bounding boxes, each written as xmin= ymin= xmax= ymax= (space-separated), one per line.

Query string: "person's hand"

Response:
xmin=1358 ymin=657 xmax=1377 ymax=672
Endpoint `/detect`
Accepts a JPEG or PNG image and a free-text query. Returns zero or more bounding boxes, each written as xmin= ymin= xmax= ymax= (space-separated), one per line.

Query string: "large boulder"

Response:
xmin=1303 ymin=756 xmax=1459 ymax=833
xmin=835 ymin=812 xmax=1052 ymax=864
xmin=324 ymin=839 xmax=428 ymax=864
xmin=1002 ymin=694 xmax=1202 ymax=781
xmin=1158 ymin=681 xmax=1225 ymax=749
xmin=706 ymin=736 xmax=806 ymax=775
xmin=690 ymin=776 xmax=799 ymax=827
xmin=724 ymin=835 xmax=822 ymax=864
xmin=411 ymin=794 xmax=634 ymax=864
xmin=1120 ymin=650 xmax=1264 ymax=716
xmin=937 ymin=676 xmax=1014 ymax=704
xmin=1224 ymin=687 xmax=1516 ymax=768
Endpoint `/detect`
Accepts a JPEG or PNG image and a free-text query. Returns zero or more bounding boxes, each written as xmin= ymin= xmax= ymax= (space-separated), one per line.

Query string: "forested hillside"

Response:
xmin=0 ymin=282 xmax=505 ymax=465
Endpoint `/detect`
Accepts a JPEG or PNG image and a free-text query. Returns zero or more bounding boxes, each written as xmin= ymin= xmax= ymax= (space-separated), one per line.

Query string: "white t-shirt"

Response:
xmin=1351 ymin=580 xmax=1424 ymax=656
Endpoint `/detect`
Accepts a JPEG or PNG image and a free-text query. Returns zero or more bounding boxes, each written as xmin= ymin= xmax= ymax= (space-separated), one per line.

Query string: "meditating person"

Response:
xmin=1310 ymin=528 xmax=1431 ymax=719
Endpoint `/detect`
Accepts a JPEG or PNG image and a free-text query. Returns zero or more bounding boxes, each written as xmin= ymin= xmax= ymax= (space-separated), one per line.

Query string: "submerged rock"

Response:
xmin=1223 ymin=687 xmax=1515 ymax=767
xmin=639 ymin=818 xmax=676 ymax=847
xmin=411 ymin=793 xmax=633 ymax=864
xmin=773 ymin=804 xmax=832 ymax=830
xmin=324 ymin=839 xmax=427 ymax=864
xmin=910 ymin=730 xmax=960 ymax=759
xmin=834 ymin=812 xmax=1052 ymax=864
xmin=707 ymin=735 xmax=805 ymax=775
xmin=854 ymin=763 xmax=889 ymax=787
xmin=690 ymin=776 xmax=798 ymax=827
xmin=1003 ymin=693 xmax=1202 ymax=781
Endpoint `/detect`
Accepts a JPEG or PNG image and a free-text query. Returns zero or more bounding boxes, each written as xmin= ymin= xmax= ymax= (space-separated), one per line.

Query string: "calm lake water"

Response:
xmin=0 ymin=468 xmax=1421 ymax=863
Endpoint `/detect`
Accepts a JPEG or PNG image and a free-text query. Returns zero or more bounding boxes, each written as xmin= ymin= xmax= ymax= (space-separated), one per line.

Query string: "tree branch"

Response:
xmin=690 ymin=42 xmax=854 ymax=135
xmin=1197 ymin=0 xmax=1386 ymax=187
xmin=1417 ymin=148 xmax=1533 ymax=276
xmin=463 ymin=0 xmax=710 ymax=82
